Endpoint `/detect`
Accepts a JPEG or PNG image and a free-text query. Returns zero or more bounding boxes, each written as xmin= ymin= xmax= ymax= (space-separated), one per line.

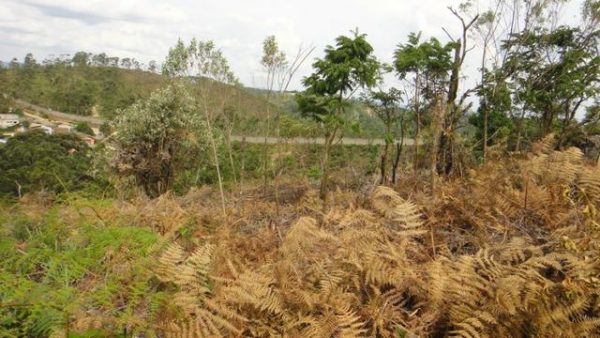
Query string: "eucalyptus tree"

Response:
xmin=297 ymin=30 xmax=380 ymax=203
xmin=258 ymin=35 xmax=314 ymax=213
xmin=472 ymin=5 xmax=503 ymax=160
xmin=163 ymin=38 xmax=239 ymax=216
xmin=260 ymin=35 xmax=287 ymax=191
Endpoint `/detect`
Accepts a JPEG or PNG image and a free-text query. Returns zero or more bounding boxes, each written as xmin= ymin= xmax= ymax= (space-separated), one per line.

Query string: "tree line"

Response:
xmin=297 ymin=0 xmax=599 ymax=205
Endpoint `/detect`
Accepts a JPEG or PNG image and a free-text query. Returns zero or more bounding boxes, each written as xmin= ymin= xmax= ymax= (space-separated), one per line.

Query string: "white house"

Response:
xmin=41 ymin=125 xmax=54 ymax=135
xmin=0 ymin=114 xmax=20 ymax=129
xmin=30 ymin=123 xmax=55 ymax=135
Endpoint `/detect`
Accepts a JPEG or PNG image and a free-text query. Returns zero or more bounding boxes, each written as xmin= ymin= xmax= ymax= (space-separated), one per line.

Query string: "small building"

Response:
xmin=30 ymin=124 xmax=55 ymax=135
xmin=0 ymin=114 xmax=20 ymax=129
xmin=41 ymin=125 xmax=54 ymax=135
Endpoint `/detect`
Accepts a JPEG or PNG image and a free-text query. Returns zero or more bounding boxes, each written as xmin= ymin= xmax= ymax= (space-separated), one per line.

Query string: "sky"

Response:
xmin=0 ymin=0 xmax=586 ymax=92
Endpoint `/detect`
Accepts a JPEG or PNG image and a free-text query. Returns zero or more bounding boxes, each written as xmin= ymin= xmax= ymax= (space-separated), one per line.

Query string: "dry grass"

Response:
xmin=6 ymin=135 xmax=600 ymax=337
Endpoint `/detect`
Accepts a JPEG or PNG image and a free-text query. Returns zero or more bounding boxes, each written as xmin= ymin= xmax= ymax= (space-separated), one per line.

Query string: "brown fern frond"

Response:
xmin=303 ymin=306 xmax=367 ymax=338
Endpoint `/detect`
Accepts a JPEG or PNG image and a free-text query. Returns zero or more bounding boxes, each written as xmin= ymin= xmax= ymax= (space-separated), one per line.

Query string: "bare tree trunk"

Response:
xmin=273 ymin=115 xmax=282 ymax=216
xmin=438 ymin=40 xmax=462 ymax=176
xmin=380 ymin=124 xmax=391 ymax=185
xmin=413 ymin=112 xmax=420 ymax=175
xmin=413 ymin=74 xmax=421 ymax=175
xmin=430 ymin=99 xmax=445 ymax=196
xmin=440 ymin=10 xmax=478 ymax=175
xmin=203 ymin=102 xmax=227 ymax=217
xmin=515 ymin=109 xmax=526 ymax=152
xmin=481 ymin=48 xmax=488 ymax=161
xmin=392 ymin=115 xmax=406 ymax=185
xmin=379 ymin=150 xmax=387 ymax=185
xmin=226 ymin=128 xmax=237 ymax=184
xmin=392 ymin=140 xmax=404 ymax=185
xmin=14 ymin=180 xmax=21 ymax=199
xmin=320 ymin=127 xmax=337 ymax=208
xmin=262 ymin=104 xmax=271 ymax=193
xmin=239 ymin=137 xmax=246 ymax=198
xmin=483 ymin=105 xmax=489 ymax=160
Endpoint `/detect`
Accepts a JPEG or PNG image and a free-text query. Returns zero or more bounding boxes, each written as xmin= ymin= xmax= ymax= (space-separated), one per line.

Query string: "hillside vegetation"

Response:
xmin=0 ymin=54 xmax=388 ymax=138
xmin=0 ymin=0 xmax=599 ymax=336
xmin=2 ymin=135 xmax=600 ymax=337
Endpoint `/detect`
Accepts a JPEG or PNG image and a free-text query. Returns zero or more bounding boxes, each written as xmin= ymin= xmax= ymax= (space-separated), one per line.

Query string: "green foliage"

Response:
xmin=0 ymin=201 xmax=158 ymax=337
xmin=470 ymin=69 xmax=514 ymax=152
xmin=0 ymin=53 xmax=166 ymax=118
xmin=0 ymin=94 xmax=13 ymax=114
xmin=394 ymin=32 xmax=454 ymax=83
xmin=112 ymin=84 xmax=209 ymax=198
xmin=0 ymin=131 xmax=96 ymax=196
xmin=297 ymin=30 xmax=380 ymax=126
xmin=162 ymin=38 xmax=238 ymax=85
xmin=306 ymin=165 xmax=321 ymax=180
xmin=502 ymin=25 xmax=600 ymax=135
xmin=393 ymin=31 xmax=454 ymax=115
xmin=261 ymin=35 xmax=287 ymax=91
xmin=74 ymin=122 xmax=94 ymax=135
xmin=297 ymin=29 xmax=380 ymax=199
xmin=364 ymin=88 xmax=405 ymax=137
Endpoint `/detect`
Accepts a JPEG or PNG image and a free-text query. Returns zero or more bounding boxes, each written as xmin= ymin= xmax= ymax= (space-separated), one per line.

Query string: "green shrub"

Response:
xmin=0 ymin=131 xmax=99 ymax=196
xmin=74 ymin=122 xmax=94 ymax=135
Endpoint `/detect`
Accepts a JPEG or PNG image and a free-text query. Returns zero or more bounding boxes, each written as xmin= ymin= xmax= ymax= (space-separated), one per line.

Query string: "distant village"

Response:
xmin=0 ymin=108 xmax=102 ymax=146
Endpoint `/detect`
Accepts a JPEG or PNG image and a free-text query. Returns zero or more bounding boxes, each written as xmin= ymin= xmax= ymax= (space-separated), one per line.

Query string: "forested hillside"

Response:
xmin=0 ymin=53 xmax=389 ymax=138
xmin=0 ymin=54 xmax=165 ymax=118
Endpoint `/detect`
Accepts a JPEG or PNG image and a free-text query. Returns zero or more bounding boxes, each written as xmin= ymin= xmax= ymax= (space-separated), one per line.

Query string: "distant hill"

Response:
xmin=0 ymin=63 xmax=167 ymax=118
xmin=245 ymin=87 xmax=391 ymax=138
xmin=0 ymin=59 xmax=390 ymax=138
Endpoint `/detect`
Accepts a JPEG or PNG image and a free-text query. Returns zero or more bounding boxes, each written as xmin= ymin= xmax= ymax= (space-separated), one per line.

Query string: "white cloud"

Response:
xmin=0 ymin=0 xmax=587 ymax=92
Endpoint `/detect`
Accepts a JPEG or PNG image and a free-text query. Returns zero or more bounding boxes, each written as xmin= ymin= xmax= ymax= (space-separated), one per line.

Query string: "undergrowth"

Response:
xmin=2 ymin=135 xmax=600 ymax=337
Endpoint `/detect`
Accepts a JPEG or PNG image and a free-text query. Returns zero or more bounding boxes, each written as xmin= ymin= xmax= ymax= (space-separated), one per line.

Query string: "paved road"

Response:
xmin=231 ymin=135 xmax=415 ymax=146
xmin=15 ymin=99 xmax=105 ymax=126
xmin=15 ymin=98 xmax=415 ymax=146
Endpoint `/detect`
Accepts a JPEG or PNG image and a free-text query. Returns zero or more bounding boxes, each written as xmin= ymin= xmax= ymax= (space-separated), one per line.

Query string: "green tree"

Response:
xmin=503 ymin=24 xmax=600 ymax=148
xmin=112 ymin=84 xmax=207 ymax=198
xmin=74 ymin=122 xmax=94 ymax=135
xmin=364 ymin=87 xmax=406 ymax=185
xmin=394 ymin=32 xmax=454 ymax=173
xmin=260 ymin=35 xmax=287 ymax=191
xmin=72 ymin=51 xmax=91 ymax=67
xmin=163 ymin=38 xmax=238 ymax=215
xmin=297 ymin=30 xmax=380 ymax=203
xmin=0 ymin=131 xmax=93 ymax=197
xmin=0 ymin=94 xmax=13 ymax=114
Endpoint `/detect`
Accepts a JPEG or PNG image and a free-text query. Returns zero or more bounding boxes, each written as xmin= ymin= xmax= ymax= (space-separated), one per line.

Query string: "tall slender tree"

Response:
xmin=394 ymin=33 xmax=454 ymax=174
xmin=364 ymin=86 xmax=405 ymax=185
xmin=260 ymin=36 xmax=287 ymax=193
xmin=297 ymin=29 xmax=380 ymax=204
xmin=163 ymin=38 xmax=239 ymax=216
